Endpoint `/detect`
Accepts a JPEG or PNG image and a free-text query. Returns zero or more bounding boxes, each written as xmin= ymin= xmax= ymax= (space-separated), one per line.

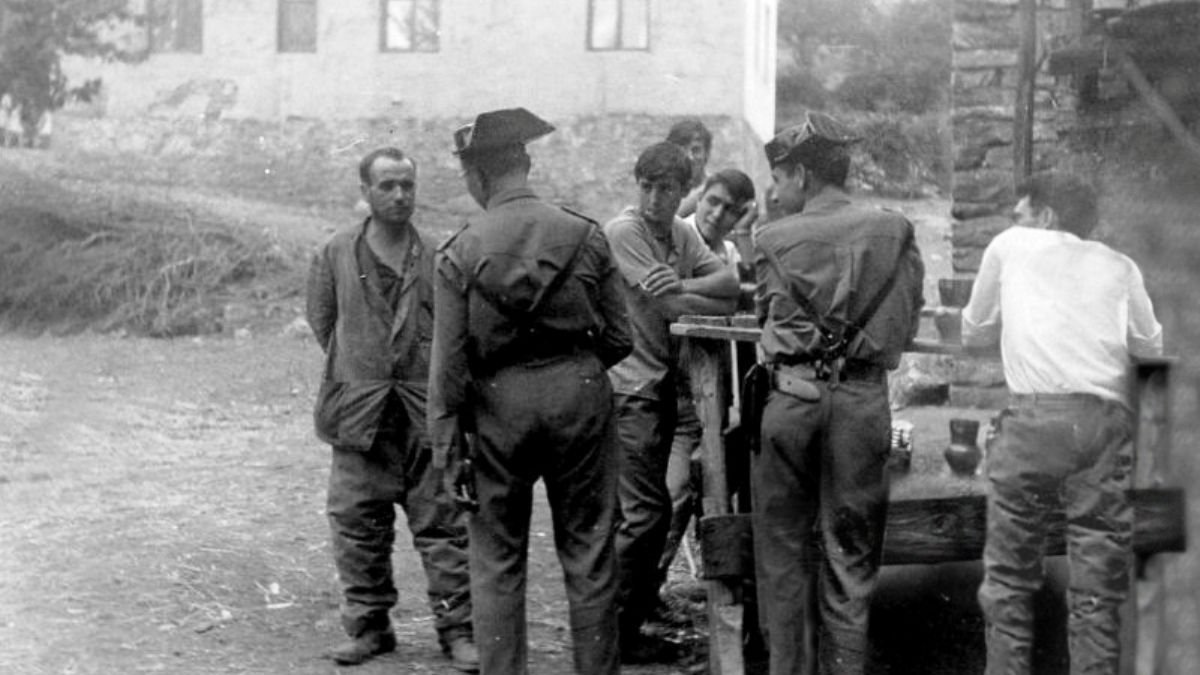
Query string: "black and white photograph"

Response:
xmin=1 ymin=1 xmax=1197 ymax=673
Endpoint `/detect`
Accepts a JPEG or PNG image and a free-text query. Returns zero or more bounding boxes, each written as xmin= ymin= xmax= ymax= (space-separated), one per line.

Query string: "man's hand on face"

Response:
xmin=638 ymin=263 xmax=684 ymax=297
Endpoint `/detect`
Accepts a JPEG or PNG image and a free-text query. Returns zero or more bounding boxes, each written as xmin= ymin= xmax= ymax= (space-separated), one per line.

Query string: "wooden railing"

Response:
xmin=669 ymin=314 xmax=1185 ymax=675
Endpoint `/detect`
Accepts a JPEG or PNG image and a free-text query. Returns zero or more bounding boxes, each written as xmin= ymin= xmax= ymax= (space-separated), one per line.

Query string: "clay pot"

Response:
xmin=938 ymin=278 xmax=974 ymax=308
xmin=934 ymin=310 xmax=962 ymax=344
xmin=944 ymin=418 xmax=982 ymax=476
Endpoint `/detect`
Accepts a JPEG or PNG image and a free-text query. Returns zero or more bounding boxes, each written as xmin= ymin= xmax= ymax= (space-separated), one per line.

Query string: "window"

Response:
xmin=381 ymin=0 xmax=439 ymax=52
xmin=279 ymin=0 xmax=317 ymax=53
xmin=588 ymin=0 xmax=649 ymax=51
xmin=149 ymin=0 xmax=203 ymax=53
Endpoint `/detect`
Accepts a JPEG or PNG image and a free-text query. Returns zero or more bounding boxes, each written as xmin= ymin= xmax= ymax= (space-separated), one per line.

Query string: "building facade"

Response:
xmin=67 ymin=0 xmax=777 ymax=142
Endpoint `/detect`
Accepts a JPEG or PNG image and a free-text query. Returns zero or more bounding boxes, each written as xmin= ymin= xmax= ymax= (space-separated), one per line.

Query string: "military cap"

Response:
xmin=764 ymin=111 xmax=860 ymax=168
xmin=453 ymin=107 xmax=555 ymax=158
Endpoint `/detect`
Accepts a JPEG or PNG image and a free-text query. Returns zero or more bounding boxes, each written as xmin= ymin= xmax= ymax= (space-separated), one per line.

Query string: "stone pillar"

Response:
xmin=949 ymin=0 xmax=1078 ymax=406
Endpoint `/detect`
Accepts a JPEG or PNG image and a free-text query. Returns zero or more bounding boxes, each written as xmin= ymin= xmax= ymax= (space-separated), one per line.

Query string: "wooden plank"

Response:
xmin=1114 ymin=45 xmax=1200 ymax=168
xmin=672 ymin=314 xmax=998 ymax=357
xmin=685 ymin=337 xmax=744 ymax=674
xmin=1126 ymin=357 xmax=1174 ymax=675
xmin=699 ymin=514 xmax=755 ymax=579
xmin=697 ymin=489 xmax=1185 ymax=576
xmin=883 ymin=488 xmax=1184 ymax=565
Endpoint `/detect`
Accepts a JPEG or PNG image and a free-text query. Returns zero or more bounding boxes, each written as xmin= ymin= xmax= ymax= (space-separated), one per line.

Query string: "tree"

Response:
xmin=777 ymin=0 xmax=951 ymax=115
xmin=0 ymin=0 xmax=144 ymax=119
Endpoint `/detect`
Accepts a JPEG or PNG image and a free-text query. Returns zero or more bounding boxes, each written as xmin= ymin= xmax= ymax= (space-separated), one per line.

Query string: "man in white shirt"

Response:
xmin=962 ymin=171 xmax=1162 ymax=675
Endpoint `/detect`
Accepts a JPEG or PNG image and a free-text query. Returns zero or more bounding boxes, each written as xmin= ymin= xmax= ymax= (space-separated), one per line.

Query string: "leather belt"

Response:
xmin=772 ymin=360 xmax=886 ymax=383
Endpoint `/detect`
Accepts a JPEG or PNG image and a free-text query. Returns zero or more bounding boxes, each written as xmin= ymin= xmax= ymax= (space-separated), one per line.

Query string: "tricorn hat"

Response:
xmin=764 ymin=111 xmax=860 ymax=168
xmin=453 ymin=107 xmax=556 ymax=158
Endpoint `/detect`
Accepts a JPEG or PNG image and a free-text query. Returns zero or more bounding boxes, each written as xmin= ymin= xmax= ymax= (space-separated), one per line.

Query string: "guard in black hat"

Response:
xmin=428 ymin=107 xmax=631 ymax=675
xmin=750 ymin=112 xmax=925 ymax=674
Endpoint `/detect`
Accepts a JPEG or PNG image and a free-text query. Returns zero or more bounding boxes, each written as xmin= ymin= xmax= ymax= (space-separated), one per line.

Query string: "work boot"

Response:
xmin=442 ymin=635 xmax=480 ymax=673
xmin=325 ymin=629 xmax=397 ymax=665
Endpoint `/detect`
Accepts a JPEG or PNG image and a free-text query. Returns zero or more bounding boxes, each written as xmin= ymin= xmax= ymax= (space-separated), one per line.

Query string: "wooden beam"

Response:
xmin=686 ymin=337 xmax=745 ymax=674
xmin=1014 ymin=0 xmax=1038 ymax=183
xmin=1114 ymin=45 xmax=1200 ymax=168
xmin=699 ymin=488 xmax=1185 ymax=576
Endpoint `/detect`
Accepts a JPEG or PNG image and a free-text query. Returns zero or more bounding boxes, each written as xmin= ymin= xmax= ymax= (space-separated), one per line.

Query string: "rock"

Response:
xmin=283 ymin=316 xmax=312 ymax=340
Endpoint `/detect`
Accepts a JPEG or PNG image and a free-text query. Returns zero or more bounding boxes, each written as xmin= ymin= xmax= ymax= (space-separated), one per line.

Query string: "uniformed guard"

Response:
xmin=752 ymin=111 xmax=926 ymax=675
xmin=427 ymin=107 xmax=632 ymax=675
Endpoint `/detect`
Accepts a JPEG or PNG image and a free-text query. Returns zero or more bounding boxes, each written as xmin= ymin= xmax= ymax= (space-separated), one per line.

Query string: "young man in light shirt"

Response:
xmin=657 ymin=169 xmax=757 ymax=591
xmin=961 ymin=171 xmax=1162 ymax=675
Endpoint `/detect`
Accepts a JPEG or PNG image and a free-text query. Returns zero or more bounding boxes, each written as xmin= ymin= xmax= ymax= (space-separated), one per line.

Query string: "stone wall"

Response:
xmin=949 ymin=0 xmax=1078 ymax=406
xmin=55 ymin=111 xmax=771 ymax=241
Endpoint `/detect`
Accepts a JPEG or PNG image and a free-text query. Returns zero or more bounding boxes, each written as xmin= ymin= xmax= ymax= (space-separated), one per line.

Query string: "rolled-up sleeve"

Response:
xmin=1126 ymin=260 xmax=1163 ymax=358
xmin=427 ymin=249 xmax=471 ymax=465
xmin=961 ymin=237 xmax=1003 ymax=349
xmin=305 ymin=247 xmax=336 ymax=352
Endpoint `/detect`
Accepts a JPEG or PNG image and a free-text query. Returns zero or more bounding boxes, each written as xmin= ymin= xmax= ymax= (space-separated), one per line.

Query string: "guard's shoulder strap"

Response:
xmin=437 ymin=221 xmax=470 ymax=253
xmin=558 ymin=204 xmax=600 ymax=227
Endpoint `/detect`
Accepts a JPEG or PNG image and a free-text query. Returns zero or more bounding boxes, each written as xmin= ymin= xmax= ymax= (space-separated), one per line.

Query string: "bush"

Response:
xmin=846 ymin=112 xmax=951 ymax=198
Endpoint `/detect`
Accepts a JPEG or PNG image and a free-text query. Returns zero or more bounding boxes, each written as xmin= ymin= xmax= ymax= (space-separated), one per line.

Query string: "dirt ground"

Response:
xmin=0 ymin=143 xmax=1024 ymax=674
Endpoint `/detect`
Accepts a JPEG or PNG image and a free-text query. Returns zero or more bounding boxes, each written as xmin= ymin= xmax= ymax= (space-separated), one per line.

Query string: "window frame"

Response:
xmin=379 ymin=0 xmax=441 ymax=53
xmin=278 ymin=0 xmax=318 ymax=53
xmin=586 ymin=0 xmax=650 ymax=52
xmin=148 ymin=0 xmax=204 ymax=54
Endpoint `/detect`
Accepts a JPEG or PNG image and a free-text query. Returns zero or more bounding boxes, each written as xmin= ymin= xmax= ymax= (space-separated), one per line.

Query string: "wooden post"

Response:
xmin=1014 ymin=0 xmax=1038 ymax=183
xmin=687 ymin=336 xmax=745 ymax=675
xmin=1122 ymin=358 xmax=1174 ymax=675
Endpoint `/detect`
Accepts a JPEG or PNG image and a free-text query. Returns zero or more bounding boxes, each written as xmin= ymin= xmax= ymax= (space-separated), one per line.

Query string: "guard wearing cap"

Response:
xmin=427 ymin=107 xmax=632 ymax=675
xmin=752 ymin=112 xmax=925 ymax=674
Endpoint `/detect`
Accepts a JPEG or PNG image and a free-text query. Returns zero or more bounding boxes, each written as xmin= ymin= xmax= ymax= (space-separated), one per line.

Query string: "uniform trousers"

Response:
xmin=327 ymin=403 xmax=472 ymax=644
xmin=979 ymin=394 xmax=1134 ymax=675
xmin=613 ymin=388 xmax=678 ymax=639
xmin=471 ymin=353 xmax=621 ymax=675
xmin=752 ymin=377 xmax=891 ymax=675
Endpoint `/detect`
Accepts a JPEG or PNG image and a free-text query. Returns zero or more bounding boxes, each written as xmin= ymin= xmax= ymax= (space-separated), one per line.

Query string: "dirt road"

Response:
xmin=0 ymin=330 xmax=723 ymax=674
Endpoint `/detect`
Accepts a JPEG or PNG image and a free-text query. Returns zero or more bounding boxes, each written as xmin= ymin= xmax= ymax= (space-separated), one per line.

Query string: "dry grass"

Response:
xmin=0 ymin=218 xmax=302 ymax=336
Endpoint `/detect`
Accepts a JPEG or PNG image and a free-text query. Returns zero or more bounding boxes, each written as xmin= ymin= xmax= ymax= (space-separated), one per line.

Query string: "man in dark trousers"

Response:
xmin=428 ymin=108 xmax=632 ymax=675
xmin=604 ymin=141 xmax=740 ymax=661
xmin=752 ymin=112 xmax=925 ymax=675
xmin=962 ymin=171 xmax=1162 ymax=674
xmin=306 ymin=147 xmax=478 ymax=671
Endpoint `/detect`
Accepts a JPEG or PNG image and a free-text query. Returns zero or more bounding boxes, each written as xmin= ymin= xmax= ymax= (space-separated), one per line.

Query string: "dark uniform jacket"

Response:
xmin=428 ymin=187 xmax=631 ymax=463
xmin=754 ymin=190 xmax=925 ymax=370
xmin=306 ymin=218 xmax=434 ymax=449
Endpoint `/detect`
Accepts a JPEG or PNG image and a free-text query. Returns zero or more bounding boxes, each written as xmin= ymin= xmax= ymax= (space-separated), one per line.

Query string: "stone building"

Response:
xmin=58 ymin=0 xmax=778 ymax=223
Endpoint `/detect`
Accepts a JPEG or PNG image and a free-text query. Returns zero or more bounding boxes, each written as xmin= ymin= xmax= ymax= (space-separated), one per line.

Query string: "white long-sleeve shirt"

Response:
xmin=961 ymin=226 xmax=1162 ymax=404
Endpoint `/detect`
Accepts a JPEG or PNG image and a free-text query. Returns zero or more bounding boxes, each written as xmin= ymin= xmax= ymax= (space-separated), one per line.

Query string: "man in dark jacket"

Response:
xmin=753 ymin=112 xmax=925 ymax=675
xmin=306 ymin=147 xmax=478 ymax=671
xmin=428 ymin=108 xmax=632 ymax=675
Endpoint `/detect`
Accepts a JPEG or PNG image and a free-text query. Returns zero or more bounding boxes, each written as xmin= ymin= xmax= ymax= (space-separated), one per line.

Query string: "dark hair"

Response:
xmin=359 ymin=147 xmax=415 ymax=184
xmin=634 ymin=142 xmax=692 ymax=188
xmin=1017 ymin=171 xmax=1098 ymax=237
xmin=704 ymin=168 xmax=756 ymax=206
xmin=461 ymin=145 xmax=531 ymax=179
xmin=778 ymin=140 xmax=850 ymax=188
xmin=666 ymin=118 xmax=713 ymax=152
